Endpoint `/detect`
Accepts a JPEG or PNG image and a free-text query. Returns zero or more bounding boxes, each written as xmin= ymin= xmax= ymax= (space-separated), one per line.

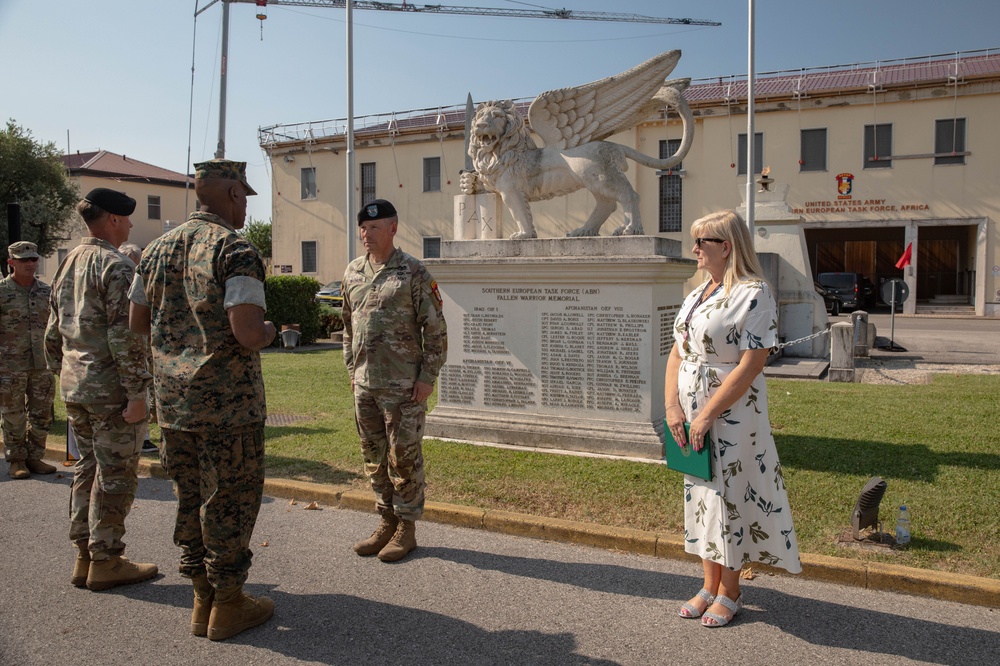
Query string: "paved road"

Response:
xmin=2 ymin=470 xmax=998 ymax=665
xmin=855 ymin=314 xmax=1000 ymax=364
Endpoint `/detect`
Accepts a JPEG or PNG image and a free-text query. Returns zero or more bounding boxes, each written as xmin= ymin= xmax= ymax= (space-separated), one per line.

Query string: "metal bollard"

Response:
xmin=829 ymin=322 xmax=856 ymax=382
xmin=851 ymin=310 xmax=869 ymax=357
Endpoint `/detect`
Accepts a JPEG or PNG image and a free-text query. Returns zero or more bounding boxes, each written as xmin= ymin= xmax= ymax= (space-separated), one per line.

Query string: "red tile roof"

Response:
xmin=62 ymin=150 xmax=193 ymax=186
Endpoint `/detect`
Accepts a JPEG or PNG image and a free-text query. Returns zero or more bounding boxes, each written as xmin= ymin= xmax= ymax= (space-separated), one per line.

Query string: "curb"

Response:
xmin=47 ymin=446 xmax=1000 ymax=609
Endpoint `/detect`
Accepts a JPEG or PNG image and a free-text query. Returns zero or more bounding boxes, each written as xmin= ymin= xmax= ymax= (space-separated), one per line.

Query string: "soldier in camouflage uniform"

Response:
xmin=129 ymin=159 xmax=276 ymax=641
xmin=44 ymin=188 xmax=157 ymax=592
xmin=1 ymin=241 xmax=56 ymax=479
xmin=343 ymin=199 xmax=447 ymax=563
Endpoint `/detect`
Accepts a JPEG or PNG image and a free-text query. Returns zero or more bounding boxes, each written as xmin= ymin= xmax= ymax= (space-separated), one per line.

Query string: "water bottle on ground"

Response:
xmin=895 ymin=504 xmax=911 ymax=546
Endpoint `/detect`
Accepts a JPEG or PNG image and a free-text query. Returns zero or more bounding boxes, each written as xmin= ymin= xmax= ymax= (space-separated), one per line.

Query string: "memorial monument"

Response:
xmin=427 ymin=51 xmax=699 ymax=460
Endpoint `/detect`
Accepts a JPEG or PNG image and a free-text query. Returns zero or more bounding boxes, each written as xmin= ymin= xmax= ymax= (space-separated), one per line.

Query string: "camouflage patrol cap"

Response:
xmin=8 ymin=241 xmax=40 ymax=259
xmin=193 ymin=159 xmax=257 ymax=196
xmin=357 ymin=199 xmax=397 ymax=225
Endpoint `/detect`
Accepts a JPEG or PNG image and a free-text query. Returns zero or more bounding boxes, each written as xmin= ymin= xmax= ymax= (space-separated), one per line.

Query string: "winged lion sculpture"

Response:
xmin=460 ymin=50 xmax=694 ymax=239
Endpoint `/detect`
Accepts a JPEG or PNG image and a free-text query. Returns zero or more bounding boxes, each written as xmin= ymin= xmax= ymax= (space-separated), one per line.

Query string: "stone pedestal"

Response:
xmin=424 ymin=237 xmax=696 ymax=459
xmin=829 ymin=322 xmax=856 ymax=382
xmin=453 ymin=193 xmax=504 ymax=240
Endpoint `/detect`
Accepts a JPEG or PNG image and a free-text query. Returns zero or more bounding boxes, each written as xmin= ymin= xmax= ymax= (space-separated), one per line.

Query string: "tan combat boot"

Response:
xmin=8 ymin=461 xmax=29 ymax=479
xmin=353 ymin=511 xmax=399 ymax=556
xmin=191 ymin=574 xmax=215 ymax=637
xmin=86 ymin=555 xmax=158 ymax=591
xmin=71 ymin=541 xmax=91 ymax=587
xmin=26 ymin=459 xmax=56 ymax=474
xmin=207 ymin=587 xmax=275 ymax=641
xmin=377 ymin=519 xmax=417 ymax=562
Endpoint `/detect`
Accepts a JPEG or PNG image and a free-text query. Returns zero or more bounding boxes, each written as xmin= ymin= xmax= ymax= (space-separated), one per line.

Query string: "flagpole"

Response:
xmin=745 ymin=0 xmax=755 ymax=239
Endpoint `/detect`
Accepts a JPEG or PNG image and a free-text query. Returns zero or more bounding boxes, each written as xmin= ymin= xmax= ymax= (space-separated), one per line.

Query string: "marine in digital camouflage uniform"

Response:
xmin=130 ymin=159 xmax=277 ymax=640
xmin=44 ymin=188 xmax=157 ymax=591
xmin=0 ymin=241 xmax=56 ymax=479
xmin=343 ymin=199 xmax=447 ymax=562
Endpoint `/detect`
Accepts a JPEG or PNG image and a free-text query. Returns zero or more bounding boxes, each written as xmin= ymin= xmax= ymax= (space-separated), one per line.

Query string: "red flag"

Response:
xmin=895 ymin=242 xmax=912 ymax=270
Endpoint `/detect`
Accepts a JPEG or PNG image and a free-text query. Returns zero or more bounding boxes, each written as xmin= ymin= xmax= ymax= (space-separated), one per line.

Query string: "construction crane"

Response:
xmin=231 ymin=1 xmax=721 ymax=26
xmin=194 ymin=0 xmax=720 ymax=260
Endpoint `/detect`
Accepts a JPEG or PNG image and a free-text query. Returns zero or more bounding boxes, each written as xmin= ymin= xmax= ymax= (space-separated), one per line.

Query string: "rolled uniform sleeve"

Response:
xmin=224 ymin=275 xmax=267 ymax=311
xmin=128 ymin=272 xmax=148 ymax=307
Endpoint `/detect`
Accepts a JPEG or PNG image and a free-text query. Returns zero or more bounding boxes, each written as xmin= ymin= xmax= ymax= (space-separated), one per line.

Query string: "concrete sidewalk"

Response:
xmin=41 ymin=444 xmax=1000 ymax=610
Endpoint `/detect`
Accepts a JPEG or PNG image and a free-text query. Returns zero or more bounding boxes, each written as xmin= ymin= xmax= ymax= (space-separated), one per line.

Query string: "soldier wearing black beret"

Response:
xmin=46 ymin=186 xmax=156 ymax=591
xmin=343 ymin=198 xmax=448 ymax=564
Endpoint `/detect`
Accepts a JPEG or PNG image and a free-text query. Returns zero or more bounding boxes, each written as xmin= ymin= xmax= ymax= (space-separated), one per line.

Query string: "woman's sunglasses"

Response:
xmin=694 ymin=238 xmax=725 ymax=247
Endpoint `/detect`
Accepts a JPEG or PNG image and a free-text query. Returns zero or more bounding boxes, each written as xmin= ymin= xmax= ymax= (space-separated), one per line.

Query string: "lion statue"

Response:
xmin=461 ymin=50 xmax=694 ymax=239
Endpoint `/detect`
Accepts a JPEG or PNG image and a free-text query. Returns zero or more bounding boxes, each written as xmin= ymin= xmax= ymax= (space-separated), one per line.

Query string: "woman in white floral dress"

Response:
xmin=665 ymin=210 xmax=801 ymax=628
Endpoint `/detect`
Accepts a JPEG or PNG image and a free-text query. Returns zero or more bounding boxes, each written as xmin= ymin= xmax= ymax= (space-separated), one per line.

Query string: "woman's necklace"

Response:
xmin=684 ymin=281 xmax=723 ymax=341
xmin=699 ymin=280 xmax=722 ymax=304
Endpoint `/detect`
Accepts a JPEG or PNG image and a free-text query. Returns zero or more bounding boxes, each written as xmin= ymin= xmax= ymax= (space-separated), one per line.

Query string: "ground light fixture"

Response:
xmin=851 ymin=476 xmax=888 ymax=540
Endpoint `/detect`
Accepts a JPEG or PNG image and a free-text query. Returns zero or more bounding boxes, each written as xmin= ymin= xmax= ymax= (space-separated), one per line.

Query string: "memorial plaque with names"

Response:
xmin=438 ymin=284 xmax=681 ymax=424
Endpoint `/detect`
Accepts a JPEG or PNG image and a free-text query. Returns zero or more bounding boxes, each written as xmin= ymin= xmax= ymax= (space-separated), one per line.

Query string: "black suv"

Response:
xmin=816 ymin=272 xmax=875 ymax=311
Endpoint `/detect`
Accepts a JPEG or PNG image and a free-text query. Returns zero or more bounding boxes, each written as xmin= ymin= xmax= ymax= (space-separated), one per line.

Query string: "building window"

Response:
xmin=864 ymin=124 xmax=892 ymax=169
xmin=360 ymin=162 xmax=376 ymax=206
xmin=147 ymin=195 xmax=161 ymax=220
xmin=800 ymin=129 xmax=827 ymax=172
xmin=935 ymin=118 xmax=966 ymax=165
xmin=57 ymin=249 xmax=68 ymax=267
xmin=423 ymin=236 xmax=441 ymax=259
xmin=423 ymin=157 xmax=441 ymax=192
xmin=658 ymin=139 xmax=683 ymax=233
xmin=301 ymin=240 xmax=317 ymax=273
xmin=301 ymin=167 xmax=317 ymax=199
xmin=737 ymin=133 xmax=763 ymax=175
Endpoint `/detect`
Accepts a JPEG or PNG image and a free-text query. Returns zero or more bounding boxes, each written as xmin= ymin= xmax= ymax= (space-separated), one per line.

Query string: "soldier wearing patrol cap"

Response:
xmin=342 ymin=199 xmax=448 ymax=563
xmin=1 ymin=241 xmax=56 ymax=479
xmin=45 ymin=187 xmax=157 ymax=591
xmin=129 ymin=158 xmax=276 ymax=640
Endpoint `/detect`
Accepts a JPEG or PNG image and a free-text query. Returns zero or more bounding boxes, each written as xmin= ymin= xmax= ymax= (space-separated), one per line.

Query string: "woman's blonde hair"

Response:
xmin=691 ymin=210 xmax=766 ymax=293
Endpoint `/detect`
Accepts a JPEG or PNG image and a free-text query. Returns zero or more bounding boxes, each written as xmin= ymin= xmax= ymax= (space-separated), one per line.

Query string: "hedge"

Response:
xmin=264 ymin=275 xmax=322 ymax=345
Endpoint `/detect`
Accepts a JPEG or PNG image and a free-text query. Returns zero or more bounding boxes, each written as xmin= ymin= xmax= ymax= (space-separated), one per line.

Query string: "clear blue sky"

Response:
xmin=2 ymin=0 xmax=998 ymax=222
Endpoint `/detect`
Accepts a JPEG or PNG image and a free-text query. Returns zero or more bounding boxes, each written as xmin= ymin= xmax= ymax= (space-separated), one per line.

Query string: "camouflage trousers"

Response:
xmin=66 ymin=402 xmax=145 ymax=560
xmin=160 ymin=425 xmax=265 ymax=590
xmin=354 ymin=386 xmax=426 ymax=521
xmin=0 ymin=370 xmax=55 ymax=462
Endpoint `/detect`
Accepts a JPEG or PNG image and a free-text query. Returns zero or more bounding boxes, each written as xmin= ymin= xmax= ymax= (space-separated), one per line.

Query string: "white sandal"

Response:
xmin=678 ymin=588 xmax=715 ymax=618
xmin=701 ymin=593 xmax=742 ymax=627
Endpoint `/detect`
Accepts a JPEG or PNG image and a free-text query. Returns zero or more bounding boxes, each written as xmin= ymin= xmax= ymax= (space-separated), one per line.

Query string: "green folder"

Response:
xmin=664 ymin=421 xmax=713 ymax=481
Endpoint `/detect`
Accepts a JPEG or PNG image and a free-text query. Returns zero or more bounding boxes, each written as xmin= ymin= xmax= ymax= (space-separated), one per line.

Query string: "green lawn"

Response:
xmin=51 ymin=350 xmax=1000 ymax=579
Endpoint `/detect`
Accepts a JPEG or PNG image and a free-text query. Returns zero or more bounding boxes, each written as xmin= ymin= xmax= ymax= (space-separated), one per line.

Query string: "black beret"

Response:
xmin=84 ymin=188 xmax=136 ymax=216
xmin=357 ymin=199 xmax=397 ymax=225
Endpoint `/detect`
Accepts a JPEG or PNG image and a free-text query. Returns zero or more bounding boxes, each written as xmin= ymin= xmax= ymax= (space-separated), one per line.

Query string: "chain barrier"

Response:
xmin=776 ymin=325 xmax=832 ymax=350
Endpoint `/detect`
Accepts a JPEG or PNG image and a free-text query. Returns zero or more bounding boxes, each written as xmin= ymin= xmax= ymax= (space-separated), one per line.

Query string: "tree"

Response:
xmin=240 ymin=216 xmax=272 ymax=259
xmin=0 ymin=120 xmax=79 ymax=258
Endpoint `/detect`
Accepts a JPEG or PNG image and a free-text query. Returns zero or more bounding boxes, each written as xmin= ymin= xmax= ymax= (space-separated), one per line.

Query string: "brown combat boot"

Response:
xmin=377 ymin=519 xmax=417 ymax=562
xmin=207 ymin=587 xmax=275 ymax=641
xmin=353 ymin=511 xmax=399 ymax=556
xmin=86 ymin=555 xmax=158 ymax=591
xmin=71 ymin=541 xmax=91 ymax=587
xmin=8 ymin=461 xmax=29 ymax=479
xmin=191 ymin=574 xmax=215 ymax=637
xmin=26 ymin=459 xmax=57 ymax=474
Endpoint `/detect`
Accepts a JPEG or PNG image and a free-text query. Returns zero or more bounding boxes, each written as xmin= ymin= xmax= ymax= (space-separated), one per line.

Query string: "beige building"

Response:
xmin=261 ymin=48 xmax=1000 ymax=316
xmin=34 ymin=150 xmax=193 ymax=278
